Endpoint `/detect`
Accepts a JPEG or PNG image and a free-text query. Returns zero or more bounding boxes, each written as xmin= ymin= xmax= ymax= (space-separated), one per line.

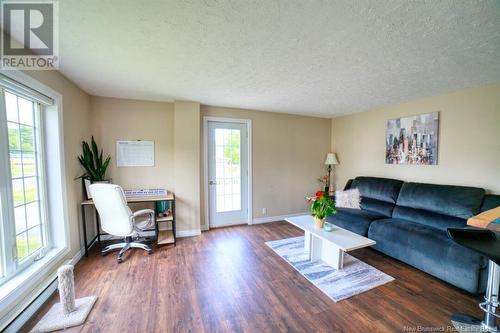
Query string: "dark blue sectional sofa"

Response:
xmin=326 ymin=176 xmax=500 ymax=293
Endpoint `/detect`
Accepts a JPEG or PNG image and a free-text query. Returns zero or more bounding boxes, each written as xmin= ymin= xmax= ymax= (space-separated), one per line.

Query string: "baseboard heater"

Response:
xmin=2 ymin=275 xmax=58 ymax=333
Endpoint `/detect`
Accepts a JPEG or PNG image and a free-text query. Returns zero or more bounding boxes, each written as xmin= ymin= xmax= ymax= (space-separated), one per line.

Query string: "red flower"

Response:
xmin=315 ymin=191 xmax=324 ymax=197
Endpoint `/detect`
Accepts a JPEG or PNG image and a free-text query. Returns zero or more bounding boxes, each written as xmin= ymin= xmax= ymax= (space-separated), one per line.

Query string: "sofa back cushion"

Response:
xmin=350 ymin=177 xmax=404 ymax=217
xmin=392 ymin=206 xmax=468 ymax=231
xmin=395 ymin=182 xmax=485 ymax=219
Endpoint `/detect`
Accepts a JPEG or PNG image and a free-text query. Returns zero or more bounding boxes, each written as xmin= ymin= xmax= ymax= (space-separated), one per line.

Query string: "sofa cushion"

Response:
xmin=351 ymin=177 xmax=404 ymax=203
xmin=481 ymin=194 xmax=500 ymax=212
xmin=368 ymin=218 xmax=487 ymax=293
xmin=350 ymin=177 xmax=404 ymax=217
xmin=392 ymin=206 xmax=467 ymax=232
xmin=396 ymin=182 xmax=484 ymax=219
xmin=360 ymin=197 xmax=395 ymax=218
xmin=326 ymin=208 xmax=384 ymax=236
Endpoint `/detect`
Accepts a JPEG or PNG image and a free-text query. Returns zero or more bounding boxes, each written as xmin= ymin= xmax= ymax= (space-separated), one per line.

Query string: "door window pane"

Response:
xmin=214 ymin=128 xmax=242 ymax=213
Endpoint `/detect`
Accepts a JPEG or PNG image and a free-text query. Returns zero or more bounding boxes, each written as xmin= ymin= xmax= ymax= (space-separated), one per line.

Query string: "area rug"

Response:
xmin=265 ymin=236 xmax=394 ymax=302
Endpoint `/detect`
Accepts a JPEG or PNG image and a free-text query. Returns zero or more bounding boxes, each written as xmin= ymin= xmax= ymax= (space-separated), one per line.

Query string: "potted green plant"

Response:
xmin=77 ymin=136 xmax=112 ymax=199
xmin=308 ymin=191 xmax=336 ymax=229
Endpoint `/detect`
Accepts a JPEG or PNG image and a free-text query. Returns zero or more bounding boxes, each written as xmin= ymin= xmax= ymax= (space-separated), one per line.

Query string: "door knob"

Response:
xmin=209 ymin=180 xmax=216 ymax=185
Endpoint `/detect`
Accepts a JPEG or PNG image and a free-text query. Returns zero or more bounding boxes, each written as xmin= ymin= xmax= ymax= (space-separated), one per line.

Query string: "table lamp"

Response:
xmin=324 ymin=153 xmax=339 ymax=194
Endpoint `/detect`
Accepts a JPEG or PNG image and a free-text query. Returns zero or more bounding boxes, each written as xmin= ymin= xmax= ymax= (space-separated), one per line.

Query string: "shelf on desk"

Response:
xmin=157 ymin=215 xmax=173 ymax=222
xmin=158 ymin=230 xmax=175 ymax=245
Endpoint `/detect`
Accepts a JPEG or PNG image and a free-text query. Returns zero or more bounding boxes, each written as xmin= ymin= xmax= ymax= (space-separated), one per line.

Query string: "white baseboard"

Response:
xmin=69 ymin=248 xmax=84 ymax=266
xmin=252 ymin=212 xmax=309 ymax=224
xmin=176 ymin=229 xmax=201 ymax=237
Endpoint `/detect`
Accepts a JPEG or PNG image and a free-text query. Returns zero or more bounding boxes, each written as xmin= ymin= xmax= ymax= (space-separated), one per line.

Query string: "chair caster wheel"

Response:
xmin=101 ymin=252 xmax=107 ymax=256
xmin=117 ymin=258 xmax=124 ymax=263
xmin=148 ymin=250 xmax=153 ymax=255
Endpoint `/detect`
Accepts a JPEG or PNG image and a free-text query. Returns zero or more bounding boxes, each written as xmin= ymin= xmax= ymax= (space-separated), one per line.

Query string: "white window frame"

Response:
xmin=0 ymin=91 xmax=51 ymax=284
xmin=0 ymin=70 xmax=70 ymax=326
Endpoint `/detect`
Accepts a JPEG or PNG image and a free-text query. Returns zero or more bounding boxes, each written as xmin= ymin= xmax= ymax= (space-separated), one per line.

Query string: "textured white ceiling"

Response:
xmin=58 ymin=0 xmax=500 ymax=117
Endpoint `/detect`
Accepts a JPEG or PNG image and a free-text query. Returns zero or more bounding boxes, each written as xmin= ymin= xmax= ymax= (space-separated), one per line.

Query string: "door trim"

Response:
xmin=203 ymin=117 xmax=252 ymax=230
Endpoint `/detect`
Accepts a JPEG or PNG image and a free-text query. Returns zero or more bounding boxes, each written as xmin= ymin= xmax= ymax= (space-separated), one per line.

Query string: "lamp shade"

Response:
xmin=324 ymin=153 xmax=339 ymax=165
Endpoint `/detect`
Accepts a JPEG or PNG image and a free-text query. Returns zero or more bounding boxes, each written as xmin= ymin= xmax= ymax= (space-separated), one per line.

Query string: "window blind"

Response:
xmin=0 ymin=74 xmax=54 ymax=106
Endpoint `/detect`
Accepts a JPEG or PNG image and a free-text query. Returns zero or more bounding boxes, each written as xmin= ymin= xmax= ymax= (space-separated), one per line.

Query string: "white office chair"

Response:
xmin=89 ymin=183 xmax=155 ymax=263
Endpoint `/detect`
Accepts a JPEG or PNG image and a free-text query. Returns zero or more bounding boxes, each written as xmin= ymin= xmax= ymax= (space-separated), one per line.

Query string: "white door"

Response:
xmin=207 ymin=121 xmax=249 ymax=227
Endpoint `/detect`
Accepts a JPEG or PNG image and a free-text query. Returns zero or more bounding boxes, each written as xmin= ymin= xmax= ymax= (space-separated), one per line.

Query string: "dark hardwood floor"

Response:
xmin=22 ymin=221 xmax=483 ymax=332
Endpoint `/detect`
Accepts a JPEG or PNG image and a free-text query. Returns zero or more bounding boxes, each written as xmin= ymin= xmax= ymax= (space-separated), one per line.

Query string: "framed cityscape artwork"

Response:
xmin=385 ymin=111 xmax=439 ymax=165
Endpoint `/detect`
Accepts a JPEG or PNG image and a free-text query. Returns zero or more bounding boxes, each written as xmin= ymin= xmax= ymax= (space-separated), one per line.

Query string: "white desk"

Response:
xmin=285 ymin=215 xmax=376 ymax=269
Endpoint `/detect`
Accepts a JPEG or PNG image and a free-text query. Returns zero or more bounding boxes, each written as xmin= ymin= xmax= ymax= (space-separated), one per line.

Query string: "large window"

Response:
xmin=0 ymin=83 xmax=50 ymax=283
xmin=0 ymin=72 xmax=70 ymax=332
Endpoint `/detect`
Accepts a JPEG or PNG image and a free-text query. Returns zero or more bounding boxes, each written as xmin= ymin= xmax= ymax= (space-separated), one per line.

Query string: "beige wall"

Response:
xmin=174 ymin=101 xmax=201 ymax=233
xmin=89 ymin=96 xmax=175 ymax=191
xmin=1 ymin=70 xmax=91 ymax=326
xmin=89 ymin=98 xmax=201 ymax=233
xmin=331 ymin=83 xmax=500 ymax=194
xmin=201 ymin=106 xmax=331 ymax=227
xmin=88 ymin=100 xmax=331 ymax=231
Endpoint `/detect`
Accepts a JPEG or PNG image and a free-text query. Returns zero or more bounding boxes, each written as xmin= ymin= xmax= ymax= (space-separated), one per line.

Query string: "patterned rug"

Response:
xmin=266 ymin=236 xmax=394 ymax=302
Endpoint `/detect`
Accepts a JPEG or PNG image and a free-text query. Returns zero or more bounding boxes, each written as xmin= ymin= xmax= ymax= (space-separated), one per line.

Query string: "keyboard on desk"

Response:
xmin=124 ymin=189 xmax=167 ymax=197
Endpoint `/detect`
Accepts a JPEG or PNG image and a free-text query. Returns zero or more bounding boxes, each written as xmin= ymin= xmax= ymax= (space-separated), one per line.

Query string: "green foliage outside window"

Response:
xmin=8 ymin=125 xmax=34 ymax=152
xmin=16 ymin=235 xmax=42 ymax=260
xmin=223 ymin=132 xmax=240 ymax=165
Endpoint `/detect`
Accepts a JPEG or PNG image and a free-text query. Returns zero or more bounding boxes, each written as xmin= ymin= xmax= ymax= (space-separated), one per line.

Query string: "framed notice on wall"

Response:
xmin=116 ymin=140 xmax=155 ymax=167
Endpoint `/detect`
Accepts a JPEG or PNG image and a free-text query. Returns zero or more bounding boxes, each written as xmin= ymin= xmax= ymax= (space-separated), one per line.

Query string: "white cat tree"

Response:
xmin=31 ymin=265 xmax=97 ymax=333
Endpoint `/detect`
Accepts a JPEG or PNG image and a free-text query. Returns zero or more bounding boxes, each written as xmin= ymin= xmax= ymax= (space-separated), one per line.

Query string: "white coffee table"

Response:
xmin=285 ymin=215 xmax=376 ymax=269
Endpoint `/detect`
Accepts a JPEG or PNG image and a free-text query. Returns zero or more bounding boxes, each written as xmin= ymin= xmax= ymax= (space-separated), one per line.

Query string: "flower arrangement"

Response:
xmin=317 ymin=175 xmax=329 ymax=191
xmin=308 ymin=191 xmax=336 ymax=228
